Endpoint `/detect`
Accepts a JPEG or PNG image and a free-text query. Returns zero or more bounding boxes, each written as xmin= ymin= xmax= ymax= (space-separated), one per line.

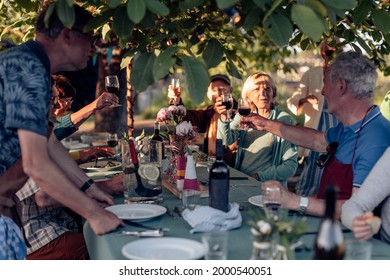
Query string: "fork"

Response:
xmin=117 ymin=229 xmax=164 ymax=237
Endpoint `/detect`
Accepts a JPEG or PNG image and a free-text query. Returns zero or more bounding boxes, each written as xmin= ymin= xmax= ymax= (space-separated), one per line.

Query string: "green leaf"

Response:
xmin=108 ymin=0 xmax=122 ymax=8
xmin=120 ymin=55 xmax=132 ymax=70
xmin=131 ymin=53 xmax=157 ymax=92
xmin=263 ymin=0 xmax=283 ymax=22
xmin=84 ymin=9 xmax=114 ymax=32
xmin=112 ymin=6 xmax=134 ymax=41
xmin=353 ymin=0 xmax=371 ymax=25
xmin=215 ymin=0 xmax=240 ymax=10
xmin=127 ymin=0 xmax=146 ymax=23
xmin=252 ymin=0 xmax=267 ymax=10
xmin=264 ymin=12 xmax=293 ymax=47
xmin=202 ymin=38 xmax=224 ymax=68
xmin=56 ymin=0 xmax=75 ymax=29
xmin=291 ymin=4 xmax=325 ymax=41
xmin=372 ymin=9 xmax=390 ymax=34
xmin=43 ymin=3 xmax=56 ymax=29
xmin=300 ymin=37 xmax=311 ymax=51
xmin=14 ymin=0 xmax=38 ymax=11
xmin=303 ymin=0 xmax=327 ymax=17
xmin=153 ymin=47 xmax=178 ymax=81
xmin=350 ymin=42 xmax=363 ymax=53
xmin=322 ymin=0 xmax=357 ymax=10
xmin=224 ymin=51 xmax=242 ymax=80
xmin=179 ymin=0 xmax=204 ymax=10
xmin=356 ymin=36 xmax=372 ymax=56
xmin=182 ymin=56 xmax=210 ymax=104
xmin=146 ymin=0 xmax=170 ymax=16
xmin=243 ymin=8 xmax=261 ymax=31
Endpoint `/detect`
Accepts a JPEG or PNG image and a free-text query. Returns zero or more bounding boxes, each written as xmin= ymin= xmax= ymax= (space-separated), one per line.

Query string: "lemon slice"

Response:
xmin=138 ymin=164 xmax=160 ymax=181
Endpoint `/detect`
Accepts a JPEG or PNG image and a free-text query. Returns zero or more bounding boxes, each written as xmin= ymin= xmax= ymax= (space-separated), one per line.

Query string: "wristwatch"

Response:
xmin=299 ymin=196 xmax=309 ymax=215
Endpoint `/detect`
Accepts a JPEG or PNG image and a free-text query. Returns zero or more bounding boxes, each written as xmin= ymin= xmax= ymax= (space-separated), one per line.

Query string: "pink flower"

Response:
xmin=176 ymin=121 xmax=195 ymax=137
xmin=156 ymin=108 xmax=171 ymax=122
xmin=177 ymin=105 xmax=187 ymax=115
xmin=168 ymin=105 xmax=178 ymax=114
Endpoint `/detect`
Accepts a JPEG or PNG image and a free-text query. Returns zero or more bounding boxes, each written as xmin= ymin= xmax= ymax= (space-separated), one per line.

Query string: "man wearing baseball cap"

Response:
xmin=168 ymin=74 xmax=237 ymax=161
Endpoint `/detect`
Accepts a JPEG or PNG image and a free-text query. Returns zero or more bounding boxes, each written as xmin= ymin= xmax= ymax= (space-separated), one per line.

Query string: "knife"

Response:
xmin=123 ymin=220 xmax=169 ymax=232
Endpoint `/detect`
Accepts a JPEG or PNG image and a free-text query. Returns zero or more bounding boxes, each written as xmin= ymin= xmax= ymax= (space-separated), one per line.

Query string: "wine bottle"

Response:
xmin=150 ymin=121 xmax=164 ymax=161
xmin=314 ymin=186 xmax=345 ymax=260
xmin=209 ymin=139 xmax=230 ymax=212
xmin=128 ymin=139 xmax=160 ymax=197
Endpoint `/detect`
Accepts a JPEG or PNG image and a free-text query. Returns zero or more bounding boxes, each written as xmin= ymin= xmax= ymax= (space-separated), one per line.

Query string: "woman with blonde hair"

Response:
xmin=217 ymin=72 xmax=298 ymax=185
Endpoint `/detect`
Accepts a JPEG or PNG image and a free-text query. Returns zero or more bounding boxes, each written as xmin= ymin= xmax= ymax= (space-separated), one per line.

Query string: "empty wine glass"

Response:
xmin=107 ymin=133 xmax=119 ymax=158
xmin=105 ymin=75 xmax=121 ymax=107
xmin=237 ymin=98 xmax=252 ymax=130
xmin=221 ymin=90 xmax=233 ymax=122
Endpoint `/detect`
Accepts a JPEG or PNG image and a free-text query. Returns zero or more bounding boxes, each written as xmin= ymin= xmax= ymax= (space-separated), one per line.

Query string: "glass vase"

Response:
xmin=250 ymin=241 xmax=272 ymax=260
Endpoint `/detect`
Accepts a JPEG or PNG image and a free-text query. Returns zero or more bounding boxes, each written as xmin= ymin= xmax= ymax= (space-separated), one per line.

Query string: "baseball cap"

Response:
xmin=210 ymin=74 xmax=231 ymax=86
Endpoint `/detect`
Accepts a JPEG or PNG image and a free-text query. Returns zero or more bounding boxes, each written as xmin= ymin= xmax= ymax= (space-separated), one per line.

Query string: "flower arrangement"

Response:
xmin=248 ymin=208 xmax=308 ymax=259
xmin=156 ymin=105 xmax=197 ymax=185
xmin=156 ymin=105 xmax=187 ymax=128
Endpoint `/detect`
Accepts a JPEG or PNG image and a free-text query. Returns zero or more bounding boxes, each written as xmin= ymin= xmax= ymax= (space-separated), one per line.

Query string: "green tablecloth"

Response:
xmin=83 ymin=166 xmax=390 ymax=260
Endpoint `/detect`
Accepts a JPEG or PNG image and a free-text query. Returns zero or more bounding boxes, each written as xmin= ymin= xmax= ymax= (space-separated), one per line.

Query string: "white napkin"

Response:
xmin=182 ymin=203 xmax=242 ymax=233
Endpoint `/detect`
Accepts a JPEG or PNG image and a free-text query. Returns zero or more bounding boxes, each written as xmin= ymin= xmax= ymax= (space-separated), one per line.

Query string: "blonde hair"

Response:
xmin=241 ymin=72 xmax=277 ymax=99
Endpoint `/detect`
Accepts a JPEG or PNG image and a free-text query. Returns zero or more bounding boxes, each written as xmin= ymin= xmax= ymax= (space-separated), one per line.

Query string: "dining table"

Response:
xmin=83 ymin=165 xmax=390 ymax=260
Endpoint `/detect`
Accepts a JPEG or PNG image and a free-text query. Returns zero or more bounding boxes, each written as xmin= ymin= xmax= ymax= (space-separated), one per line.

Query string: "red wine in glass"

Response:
xmin=238 ymin=108 xmax=251 ymax=116
xmin=222 ymin=101 xmax=233 ymax=110
xmin=107 ymin=139 xmax=118 ymax=147
xmin=105 ymin=75 xmax=121 ymax=107
xmin=106 ymin=86 xmax=119 ymax=94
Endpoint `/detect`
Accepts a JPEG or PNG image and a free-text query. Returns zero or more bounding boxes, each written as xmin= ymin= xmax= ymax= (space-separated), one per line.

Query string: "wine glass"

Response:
xmin=237 ymin=98 xmax=252 ymax=130
xmin=221 ymin=91 xmax=233 ymax=122
xmin=263 ymin=184 xmax=282 ymax=218
xmin=107 ymin=133 xmax=119 ymax=158
xmin=170 ymin=78 xmax=180 ymax=105
xmin=105 ymin=75 xmax=121 ymax=107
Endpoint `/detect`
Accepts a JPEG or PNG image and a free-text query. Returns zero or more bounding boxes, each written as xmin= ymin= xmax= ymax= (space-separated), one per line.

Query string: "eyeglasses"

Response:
xmin=316 ymin=142 xmax=339 ymax=169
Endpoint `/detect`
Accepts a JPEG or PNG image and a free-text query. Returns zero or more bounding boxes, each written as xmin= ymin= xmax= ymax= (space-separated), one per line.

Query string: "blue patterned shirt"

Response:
xmin=0 ymin=40 xmax=51 ymax=174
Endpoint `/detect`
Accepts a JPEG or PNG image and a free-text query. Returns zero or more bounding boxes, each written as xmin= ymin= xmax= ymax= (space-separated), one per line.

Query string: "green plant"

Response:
xmin=248 ymin=208 xmax=308 ymax=259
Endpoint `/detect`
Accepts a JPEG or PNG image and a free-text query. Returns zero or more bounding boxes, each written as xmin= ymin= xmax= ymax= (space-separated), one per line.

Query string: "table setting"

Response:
xmin=83 ymin=162 xmax=390 ymax=260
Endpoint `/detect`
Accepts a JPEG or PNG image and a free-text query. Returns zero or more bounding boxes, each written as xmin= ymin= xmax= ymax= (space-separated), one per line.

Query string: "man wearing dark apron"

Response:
xmin=241 ymin=51 xmax=390 ymax=218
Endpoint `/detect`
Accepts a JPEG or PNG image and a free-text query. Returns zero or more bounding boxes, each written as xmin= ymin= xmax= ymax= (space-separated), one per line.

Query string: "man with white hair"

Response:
xmin=242 ymin=51 xmax=390 ymax=218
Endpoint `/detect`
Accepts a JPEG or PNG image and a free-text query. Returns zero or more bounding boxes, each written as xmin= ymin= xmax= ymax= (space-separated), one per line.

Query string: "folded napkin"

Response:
xmin=182 ymin=203 xmax=242 ymax=233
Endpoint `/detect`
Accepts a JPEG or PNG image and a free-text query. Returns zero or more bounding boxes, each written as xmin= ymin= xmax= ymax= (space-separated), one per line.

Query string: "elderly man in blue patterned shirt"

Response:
xmin=0 ymin=4 xmax=122 ymax=259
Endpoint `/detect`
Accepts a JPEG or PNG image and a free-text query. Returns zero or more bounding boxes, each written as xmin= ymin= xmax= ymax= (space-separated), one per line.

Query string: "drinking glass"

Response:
xmin=105 ymin=75 xmax=121 ymax=107
xmin=107 ymin=133 xmax=119 ymax=158
xmin=207 ymin=155 xmax=216 ymax=173
xmin=221 ymin=92 xmax=233 ymax=122
xmin=202 ymin=231 xmax=229 ymax=260
xmin=237 ymin=98 xmax=252 ymax=130
xmin=170 ymin=78 xmax=180 ymax=105
xmin=263 ymin=183 xmax=282 ymax=218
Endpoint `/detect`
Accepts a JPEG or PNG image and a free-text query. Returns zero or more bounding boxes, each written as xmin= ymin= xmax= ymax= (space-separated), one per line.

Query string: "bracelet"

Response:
xmin=80 ymin=178 xmax=94 ymax=192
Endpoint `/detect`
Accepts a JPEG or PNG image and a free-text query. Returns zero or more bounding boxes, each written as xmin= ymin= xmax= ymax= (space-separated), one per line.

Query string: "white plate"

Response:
xmin=105 ymin=204 xmax=166 ymax=222
xmin=86 ymin=170 xmax=122 ymax=182
xmin=248 ymin=195 xmax=264 ymax=207
xmin=121 ymin=237 xmax=205 ymax=260
xmin=79 ymin=160 xmax=121 ymax=172
xmin=62 ymin=140 xmax=90 ymax=150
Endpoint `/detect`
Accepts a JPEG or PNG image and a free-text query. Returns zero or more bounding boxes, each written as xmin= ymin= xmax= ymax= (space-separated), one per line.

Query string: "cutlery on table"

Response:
xmin=118 ymin=229 xmax=164 ymax=237
xmin=122 ymin=220 xmax=169 ymax=232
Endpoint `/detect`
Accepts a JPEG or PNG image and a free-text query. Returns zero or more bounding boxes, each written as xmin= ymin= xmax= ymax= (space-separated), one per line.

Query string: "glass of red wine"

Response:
xmin=107 ymin=133 xmax=119 ymax=158
xmin=237 ymin=98 xmax=252 ymax=130
xmin=105 ymin=75 xmax=121 ymax=107
xmin=221 ymin=90 xmax=233 ymax=122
